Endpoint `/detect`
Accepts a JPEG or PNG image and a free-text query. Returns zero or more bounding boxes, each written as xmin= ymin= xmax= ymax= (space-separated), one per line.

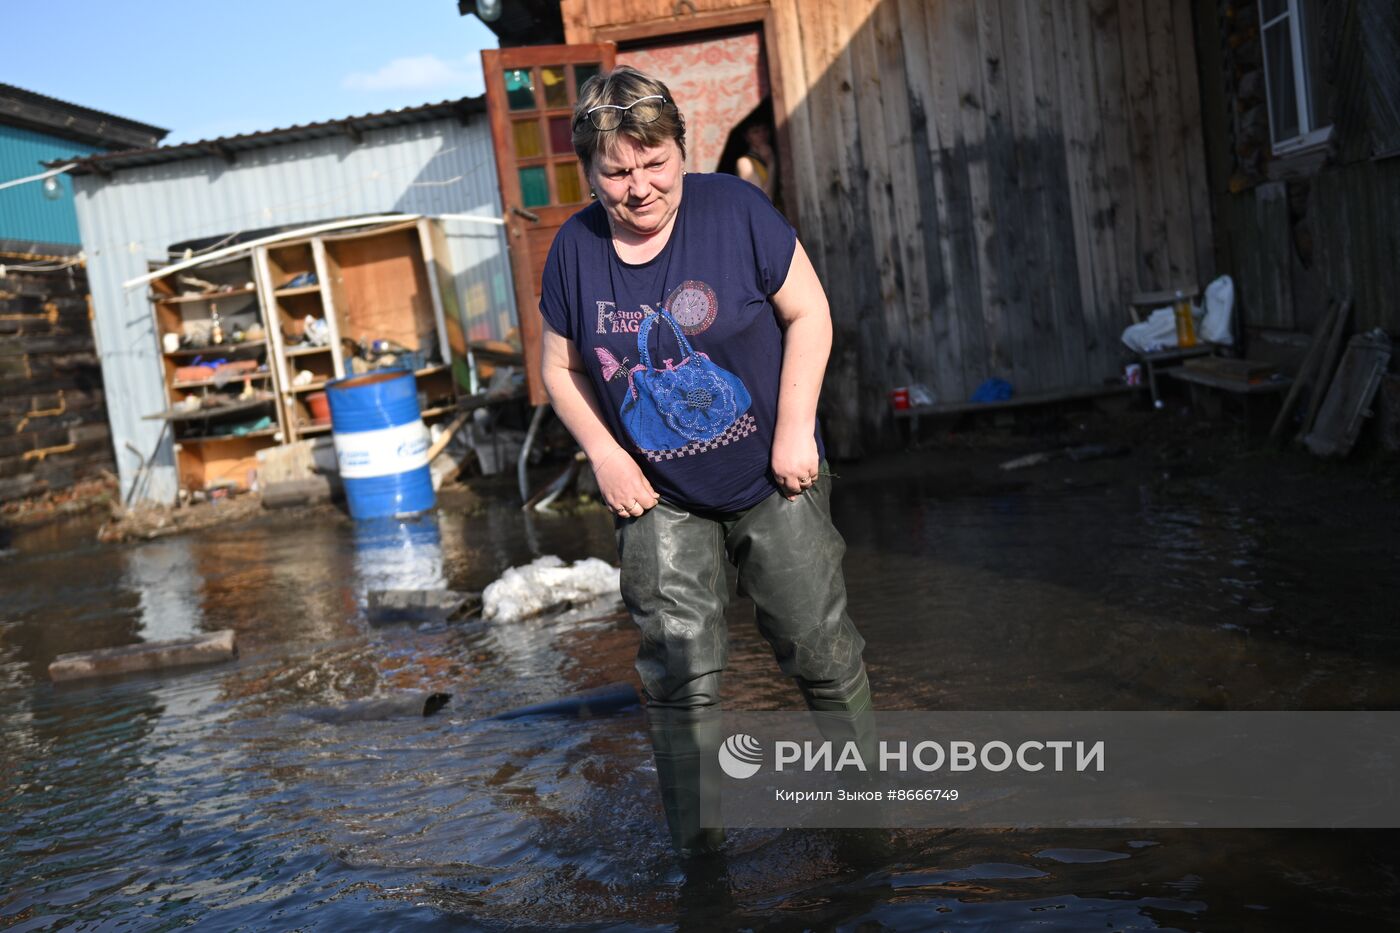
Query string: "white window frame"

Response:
xmin=1258 ymin=0 xmax=1333 ymax=155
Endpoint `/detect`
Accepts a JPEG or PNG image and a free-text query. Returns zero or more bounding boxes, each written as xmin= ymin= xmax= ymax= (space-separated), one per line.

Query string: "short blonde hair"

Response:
xmin=572 ymin=66 xmax=686 ymax=172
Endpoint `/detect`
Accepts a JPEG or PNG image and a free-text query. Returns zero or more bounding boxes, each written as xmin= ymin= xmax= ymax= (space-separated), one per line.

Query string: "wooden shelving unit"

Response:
xmin=147 ymin=254 xmax=285 ymax=495
xmin=146 ymin=217 xmax=469 ymax=495
xmin=255 ymin=238 xmax=344 ymax=442
xmin=259 ymin=218 xmax=460 ymax=442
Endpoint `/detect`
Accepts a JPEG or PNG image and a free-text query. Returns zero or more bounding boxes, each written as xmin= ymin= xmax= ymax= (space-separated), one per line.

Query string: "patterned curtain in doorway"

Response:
xmin=619 ymin=31 xmax=769 ymax=173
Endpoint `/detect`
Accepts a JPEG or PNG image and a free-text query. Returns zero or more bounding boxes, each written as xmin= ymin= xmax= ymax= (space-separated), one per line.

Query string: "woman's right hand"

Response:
xmin=592 ymin=448 xmax=660 ymax=518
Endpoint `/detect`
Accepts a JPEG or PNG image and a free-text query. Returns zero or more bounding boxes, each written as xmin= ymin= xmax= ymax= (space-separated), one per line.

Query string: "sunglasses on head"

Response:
xmin=577 ymin=95 xmax=670 ymax=131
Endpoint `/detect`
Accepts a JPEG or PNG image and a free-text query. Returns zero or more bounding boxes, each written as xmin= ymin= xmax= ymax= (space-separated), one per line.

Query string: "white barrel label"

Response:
xmin=333 ymin=420 xmax=431 ymax=479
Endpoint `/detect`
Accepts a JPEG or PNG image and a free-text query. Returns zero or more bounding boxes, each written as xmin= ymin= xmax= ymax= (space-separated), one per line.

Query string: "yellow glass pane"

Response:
xmin=554 ymin=163 xmax=583 ymax=204
xmin=541 ymin=66 xmax=569 ymax=108
xmin=512 ymin=120 xmax=544 ymax=158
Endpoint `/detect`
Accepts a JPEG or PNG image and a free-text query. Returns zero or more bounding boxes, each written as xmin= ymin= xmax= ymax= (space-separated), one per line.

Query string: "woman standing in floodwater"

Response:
xmin=537 ymin=66 xmax=872 ymax=857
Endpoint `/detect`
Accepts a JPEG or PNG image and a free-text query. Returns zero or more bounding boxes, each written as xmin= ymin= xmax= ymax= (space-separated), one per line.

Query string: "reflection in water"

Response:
xmin=0 ymin=454 xmax=1398 ymax=928
xmin=353 ymin=515 xmax=447 ymax=598
xmin=124 ymin=539 xmax=203 ymax=643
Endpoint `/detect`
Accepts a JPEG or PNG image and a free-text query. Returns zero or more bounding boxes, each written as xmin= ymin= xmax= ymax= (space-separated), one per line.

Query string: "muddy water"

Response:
xmin=2 ymin=453 xmax=1398 ymax=930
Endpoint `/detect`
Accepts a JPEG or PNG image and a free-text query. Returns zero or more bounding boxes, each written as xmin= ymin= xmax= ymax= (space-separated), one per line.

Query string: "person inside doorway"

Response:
xmin=719 ymin=99 xmax=778 ymax=204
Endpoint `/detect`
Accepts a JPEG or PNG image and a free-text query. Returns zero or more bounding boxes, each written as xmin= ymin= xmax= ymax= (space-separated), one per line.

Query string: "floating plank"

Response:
xmin=49 ymin=630 xmax=237 ymax=682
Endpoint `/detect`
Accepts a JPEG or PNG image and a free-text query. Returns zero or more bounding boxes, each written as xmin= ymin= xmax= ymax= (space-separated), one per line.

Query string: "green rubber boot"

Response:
xmin=646 ymin=703 xmax=727 ymax=858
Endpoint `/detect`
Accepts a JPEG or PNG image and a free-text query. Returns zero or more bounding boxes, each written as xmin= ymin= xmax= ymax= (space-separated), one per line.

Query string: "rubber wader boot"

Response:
xmin=802 ymin=665 xmax=878 ymax=772
xmin=647 ymin=704 xmax=727 ymax=857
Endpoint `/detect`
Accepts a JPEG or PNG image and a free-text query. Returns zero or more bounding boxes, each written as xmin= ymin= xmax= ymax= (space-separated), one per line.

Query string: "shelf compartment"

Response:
xmin=284 ymin=344 xmax=333 ymax=358
xmin=163 ymin=338 xmax=267 ymax=358
xmin=274 ymin=284 xmax=322 ymax=297
xmin=172 ymin=372 xmax=272 ymax=390
xmin=289 ymin=381 xmax=329 ymax=394
xmin=155 ymin=286 xmax=259 ymax=304
xmin=146 ymin=395 xmax=277 ymax=423
xmin=325 ymin=226 xmax=437 ymax=356
xmin=177 ymin=427 xmax=279 ymax=443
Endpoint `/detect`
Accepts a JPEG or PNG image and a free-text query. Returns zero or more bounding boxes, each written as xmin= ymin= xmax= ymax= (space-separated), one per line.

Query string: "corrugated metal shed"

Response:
xmin=0 ymin=124 xmax=102 ymax=246
xmin=70 ymin=96 xmax=515 ymax=505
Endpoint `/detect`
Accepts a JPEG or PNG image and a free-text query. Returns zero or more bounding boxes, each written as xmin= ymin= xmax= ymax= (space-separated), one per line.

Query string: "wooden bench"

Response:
xmin=1167 ymin=357 xmax=1291 ymax=429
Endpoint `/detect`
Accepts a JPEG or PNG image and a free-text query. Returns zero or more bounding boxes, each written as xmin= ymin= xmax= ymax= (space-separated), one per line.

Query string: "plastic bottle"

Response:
xmin=1173 ymin=290 xmax=1197 ymax=348
xmin=209 ymin=303 xmax=225 ymax=346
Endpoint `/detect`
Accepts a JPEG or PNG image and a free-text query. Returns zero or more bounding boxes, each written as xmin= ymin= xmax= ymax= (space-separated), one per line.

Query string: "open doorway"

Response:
xmin=614 ymin=24 xmax=788 ymax=218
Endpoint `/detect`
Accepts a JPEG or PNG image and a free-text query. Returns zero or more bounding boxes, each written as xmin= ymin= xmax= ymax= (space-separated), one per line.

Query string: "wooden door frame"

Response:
xmin=578 ymin=5 xmax=800 ymax=234
xmin=483 ymin=44 xmax=617 ymax=405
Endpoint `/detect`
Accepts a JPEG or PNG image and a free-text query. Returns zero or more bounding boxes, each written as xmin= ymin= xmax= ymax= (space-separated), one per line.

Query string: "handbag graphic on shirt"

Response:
xmin=620 ymin=309 xmax=752 ymax=452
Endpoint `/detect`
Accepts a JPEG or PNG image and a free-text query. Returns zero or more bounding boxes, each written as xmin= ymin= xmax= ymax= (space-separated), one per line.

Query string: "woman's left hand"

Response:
xmin=771 ymin=430 xmax=820 ymax=501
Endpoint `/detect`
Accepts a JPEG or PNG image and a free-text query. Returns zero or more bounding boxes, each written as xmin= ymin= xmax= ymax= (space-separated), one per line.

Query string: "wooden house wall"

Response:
xmin=563 ymin=0 xmax=1214 ymax=456
xmin=0 ymin=265 xmax=115 ymax=503
xmin=1196 ymin=0 xmax=1400 ymax=342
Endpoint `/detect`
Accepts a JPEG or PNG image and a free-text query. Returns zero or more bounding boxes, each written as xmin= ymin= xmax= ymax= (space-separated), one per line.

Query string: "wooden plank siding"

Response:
xmin=561 ymin=0 xmax=1215 ymax=456
xmin=1192 ymin=0 xmax=1400 ymax=345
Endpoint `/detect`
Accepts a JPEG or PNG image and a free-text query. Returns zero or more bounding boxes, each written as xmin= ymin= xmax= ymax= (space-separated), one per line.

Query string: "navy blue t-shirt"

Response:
xmin=540 ymin=172 xmax=818 ymax=513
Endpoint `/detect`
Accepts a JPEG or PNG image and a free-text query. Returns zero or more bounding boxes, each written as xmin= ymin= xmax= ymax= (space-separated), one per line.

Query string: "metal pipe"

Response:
xmin=518 ymin=404 xmax=548 ymax=503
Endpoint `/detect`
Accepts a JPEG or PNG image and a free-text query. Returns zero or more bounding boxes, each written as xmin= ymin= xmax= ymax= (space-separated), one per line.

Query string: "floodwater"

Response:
xmin=2 ymin=447 xmax=1398 ymax=931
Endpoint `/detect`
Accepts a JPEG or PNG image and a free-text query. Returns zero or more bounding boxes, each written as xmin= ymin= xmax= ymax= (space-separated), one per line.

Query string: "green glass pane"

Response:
xmin=574 ymin=63 xmax=601 ymax=94
xmin=519 ymin=166 xmax=549 ymax=208
xmin=548 ymin=116 xmax=572 ymax=154
xmin=513 ymin=120 xmax=544 ymax=158
xmin=504 ymin=68 xmax=535 ymax=110
xmin=542 ymin=66 xmax=569 ymax=108
xmin=555 ymin=163 xmax=583 ymax=204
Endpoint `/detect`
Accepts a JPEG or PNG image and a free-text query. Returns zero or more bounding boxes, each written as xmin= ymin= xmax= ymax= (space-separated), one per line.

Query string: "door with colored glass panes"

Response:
xmin=483 ymin=44 xmax=615 ymax=405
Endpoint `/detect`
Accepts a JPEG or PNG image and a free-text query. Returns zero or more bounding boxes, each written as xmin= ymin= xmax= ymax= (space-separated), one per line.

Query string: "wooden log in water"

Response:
xmin=48 ymin=630 xmax=237 ymax=682
xmin=299 ymin=691 xmax=452 ymax=724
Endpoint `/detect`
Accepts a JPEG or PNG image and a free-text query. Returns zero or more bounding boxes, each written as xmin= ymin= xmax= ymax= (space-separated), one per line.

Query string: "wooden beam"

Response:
xmin=591 ymin=4 xmax=772 ymax=44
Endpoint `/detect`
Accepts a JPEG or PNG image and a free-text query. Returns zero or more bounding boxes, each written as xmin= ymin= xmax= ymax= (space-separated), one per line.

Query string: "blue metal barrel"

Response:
xmin=327 ymin=370 xmax=434 ymax=519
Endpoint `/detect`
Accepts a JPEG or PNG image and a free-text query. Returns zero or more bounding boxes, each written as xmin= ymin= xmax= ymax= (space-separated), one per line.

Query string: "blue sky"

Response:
xmin=7 ymin=1 xmax=499 ymax=146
